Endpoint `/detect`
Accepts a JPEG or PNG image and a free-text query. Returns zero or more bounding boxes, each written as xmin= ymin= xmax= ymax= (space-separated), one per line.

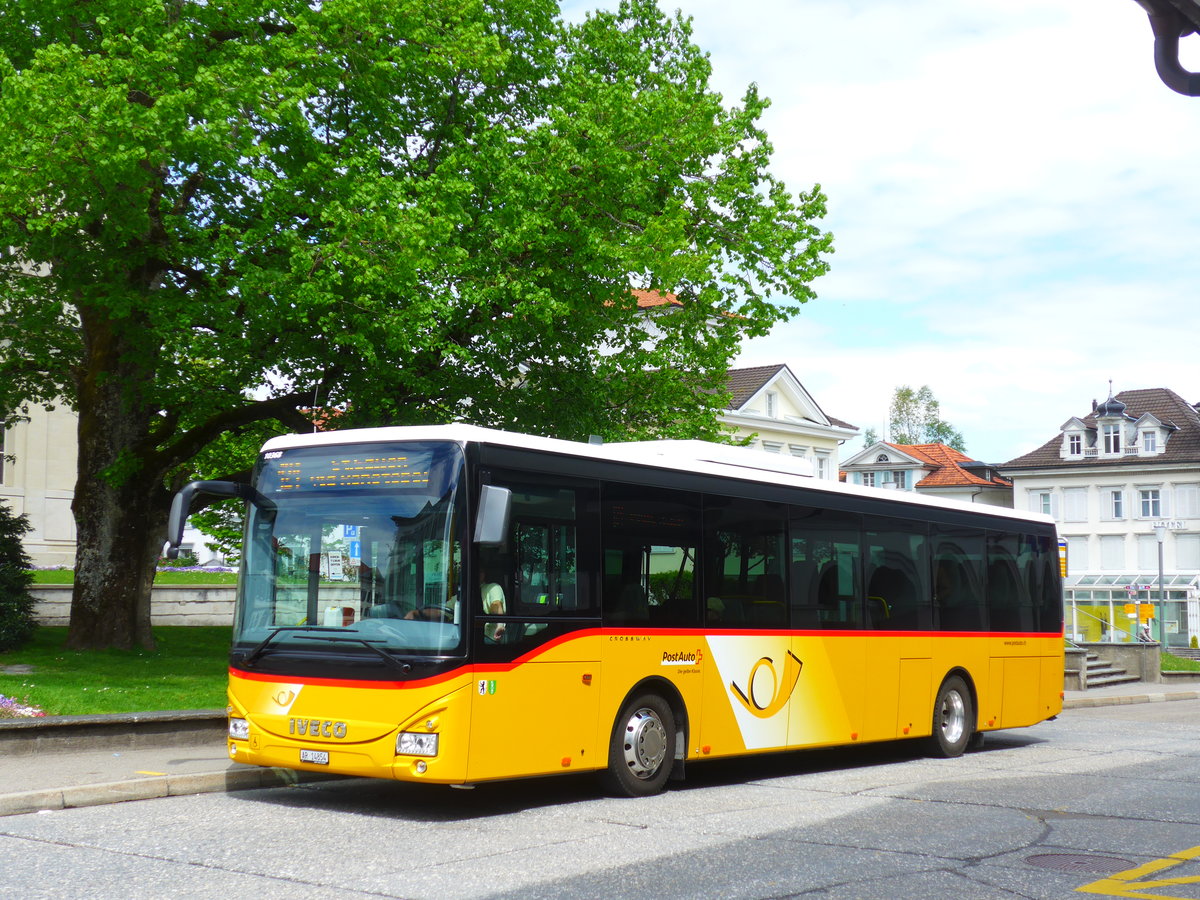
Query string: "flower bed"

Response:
xmin=0 ymin=694 xmax=45 ymax=718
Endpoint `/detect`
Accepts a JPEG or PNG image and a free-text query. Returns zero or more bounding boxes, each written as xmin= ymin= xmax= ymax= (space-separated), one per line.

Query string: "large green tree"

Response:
xmin=865 ymin=385 xmax=966 ymax=452
xmin=0 ymin=0 xmax=832 ymax=649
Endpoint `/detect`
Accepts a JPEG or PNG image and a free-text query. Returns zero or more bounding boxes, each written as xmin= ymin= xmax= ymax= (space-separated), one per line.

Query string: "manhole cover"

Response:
xmin=1026 ymin=854 xmax=1134 ymax=874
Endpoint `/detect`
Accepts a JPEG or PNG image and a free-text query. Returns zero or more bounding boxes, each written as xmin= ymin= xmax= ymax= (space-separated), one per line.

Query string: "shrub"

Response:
xmin=0 ymin=501 xmax=37 ymax=651
xmin=157 ymin=551 xmax=200 ymax=569
xmin=1192 ymin=634 xmax=1198 ymax=650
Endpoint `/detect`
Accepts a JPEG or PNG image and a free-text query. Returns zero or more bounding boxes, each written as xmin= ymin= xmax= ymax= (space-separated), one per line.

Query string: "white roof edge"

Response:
xmin=261 ymin=425 xmax=1053 ymax=526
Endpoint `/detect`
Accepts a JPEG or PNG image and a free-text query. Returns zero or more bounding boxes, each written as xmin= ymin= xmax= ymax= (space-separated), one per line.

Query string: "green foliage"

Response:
xmin=0 ymin=501 xmax=37 ymax=651
xmin=1160 ymin=651 xmax=1200 ymax=673
xmin=30 ymin=568 xmax=238 ymax=585
xmin=883 ymin=385 xmax=966 ymax=452
xmin=0 ymin=627 xmax=230 ymax=715
xmin=1192 ymin=634 xmax=1199 ymax=650
xmin=0 ymin=0 xmax=831 ymax=646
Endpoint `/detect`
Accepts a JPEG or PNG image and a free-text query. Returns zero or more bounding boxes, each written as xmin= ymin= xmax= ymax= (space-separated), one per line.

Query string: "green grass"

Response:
xmin=1160 ymin=651 xmax=1200 ymax=673
xmin=30 ymin=569 xmax=238 ymax=585
xmin=0 ymin=627 xmax=231 ymax=716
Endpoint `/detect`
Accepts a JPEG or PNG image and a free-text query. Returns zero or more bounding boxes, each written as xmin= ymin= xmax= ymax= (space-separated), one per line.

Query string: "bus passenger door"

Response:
xmin=467 ymin=478 xmax=603 ymax=781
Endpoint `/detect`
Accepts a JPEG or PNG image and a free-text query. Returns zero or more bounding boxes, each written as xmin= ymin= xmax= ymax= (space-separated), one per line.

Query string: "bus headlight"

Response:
xmin=397 ymin=732 xmax=439 ymax=757
xmin=229 ymin=717 xmax=250 ymax=741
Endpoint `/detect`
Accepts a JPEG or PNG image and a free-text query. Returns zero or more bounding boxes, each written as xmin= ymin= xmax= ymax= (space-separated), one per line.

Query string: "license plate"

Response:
xmin=300 ymin=749 xmax=329 ymax=765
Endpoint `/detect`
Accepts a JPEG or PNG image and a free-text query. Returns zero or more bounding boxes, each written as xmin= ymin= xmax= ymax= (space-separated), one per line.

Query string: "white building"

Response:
xmin=841 ymin=441 xmax=1013 ymax=506
xmin=0 ymin=403 xmax=78 ymax=568
xmin=719 ymin=364 xmax=858 ymax=480
xmin=1000 ymin=388 xmax=1200 ymax=649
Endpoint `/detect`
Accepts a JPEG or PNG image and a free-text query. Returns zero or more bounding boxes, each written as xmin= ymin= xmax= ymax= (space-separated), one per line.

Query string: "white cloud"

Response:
xmin=563 ymin=0 xmax=1200 ymax=461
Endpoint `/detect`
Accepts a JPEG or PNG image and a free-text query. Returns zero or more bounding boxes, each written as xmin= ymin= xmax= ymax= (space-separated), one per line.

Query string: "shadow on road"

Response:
xmin=227 ymin=731 xmax=1047 ymax=822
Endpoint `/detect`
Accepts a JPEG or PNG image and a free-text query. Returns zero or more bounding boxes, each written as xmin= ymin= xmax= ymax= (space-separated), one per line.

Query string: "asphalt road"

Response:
xmin=3 ymin=700 xmax=1199 ymax=899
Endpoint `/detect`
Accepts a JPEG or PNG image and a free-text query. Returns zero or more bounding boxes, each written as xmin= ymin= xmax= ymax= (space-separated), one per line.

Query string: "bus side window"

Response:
xmin=864 ymin=517 xmax=931 ymax=631
xmin=704 ymin=496 xmax=787 ymax=628
xmin=601 ymin=484 xmax=700 ymax=628
xmin=932 ymin=526 xmax=986 ymax=631
xmin=986 ymin=532 xmax=1032 ymax=631
xmin=790 ymin=506 xmax=862 ymax=629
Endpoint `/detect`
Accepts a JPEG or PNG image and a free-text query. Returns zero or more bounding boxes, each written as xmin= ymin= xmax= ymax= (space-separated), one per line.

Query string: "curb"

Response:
xmin=0 ymin=766 xmax=344 ymax=818
xmin=0 ymin=709 xmax=227 ymax=757
xmin=1063 ymin=690 xmax=1200 ymax=709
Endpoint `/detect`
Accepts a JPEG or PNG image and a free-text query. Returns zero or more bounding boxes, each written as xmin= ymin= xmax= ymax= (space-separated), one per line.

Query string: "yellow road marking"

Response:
xmin=135 ymin=770 xmax=168 ymax=776
xmin=1077 ymin=845 xmax=1200 ymax=898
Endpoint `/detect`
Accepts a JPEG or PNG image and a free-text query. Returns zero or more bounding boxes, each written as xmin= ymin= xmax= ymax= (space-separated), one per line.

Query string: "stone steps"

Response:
xmin=1082 ymin=651 xmax=1140 ymax=688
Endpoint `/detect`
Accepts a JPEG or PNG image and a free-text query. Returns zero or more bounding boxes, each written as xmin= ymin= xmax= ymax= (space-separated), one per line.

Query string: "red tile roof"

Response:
xmin=632 ymin=289 xmax=683 ymax=309
xmin=889 ymin=443 xmax=1012 ymax=488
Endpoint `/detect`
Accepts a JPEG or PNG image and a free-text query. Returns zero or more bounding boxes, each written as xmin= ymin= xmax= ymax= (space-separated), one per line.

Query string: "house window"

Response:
xmin=1176 ymin=484 xmax=1200 ymax=518
xmin=1178 ymin=534 xmax=1200 ymax=570
xmin=861 ymin=472 xmax=876 ymax=487
xmin=1142 ymin=431 xmax=1157 ymax=453
xmin=1139 ymin=488 xmax=1162 ymax=518
xmin=788 ymin=444 xmax=809 ymax=459
xmin=1033 ymin=491 xmax=1054 ymax=517
xmin=892 ymin=471 xmax=907 ymax=489
xmin=1106 ymin=490 xmax=1124 ymax=520
xmin=1067 ymin=434 xmax=1082 ymax=455
xmin=1066 ymin=535 xmax=1089 ymax=570
xmin=814 ymin=453 xmax=829 ymax=479
xmin=761 ymin=441 xmax=784 ymax=454
xmin=1100 ymin=535 xmax=1125 ymax=570
xmin=1103 ymin=424 xmax=1121 ymax=454
xmin=765 ymin=391 xmax=778 ymax=418
xmin=1137 ymin=534 xmax=1159 ymax=569
xmin=1063 ymin=488 xmax=1088 ymax=523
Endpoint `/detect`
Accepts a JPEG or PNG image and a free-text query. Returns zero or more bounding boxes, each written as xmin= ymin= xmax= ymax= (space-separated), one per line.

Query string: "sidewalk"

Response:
xmin=2 ymin=681 xmax=1199 ymax=818
xmin=0 ymin=710 xmax=339 ymax=817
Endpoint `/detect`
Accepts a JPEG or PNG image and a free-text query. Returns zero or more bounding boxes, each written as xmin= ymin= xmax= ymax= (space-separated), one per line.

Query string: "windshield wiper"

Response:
xmin=239 ymin=626 xmax=315 ymax=668
xmin=292 ymin=633 xmax=414 ymax=674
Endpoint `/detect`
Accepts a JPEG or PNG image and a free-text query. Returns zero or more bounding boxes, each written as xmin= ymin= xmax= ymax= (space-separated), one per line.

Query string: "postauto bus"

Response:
xmin=167 ymin=425 xmax=1064 ymax=796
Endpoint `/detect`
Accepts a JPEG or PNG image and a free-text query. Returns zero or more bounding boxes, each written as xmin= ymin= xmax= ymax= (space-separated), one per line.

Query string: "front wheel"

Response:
xmin=927 ymin=675 xmax=973 ymax=758
xmin=601 ymin=693 xmax=676 ymax=797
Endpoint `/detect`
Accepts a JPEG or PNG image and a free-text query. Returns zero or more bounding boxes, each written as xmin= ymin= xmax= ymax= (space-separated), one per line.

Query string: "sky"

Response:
xmin=562 ymin=0 xmax=1200 ymax=463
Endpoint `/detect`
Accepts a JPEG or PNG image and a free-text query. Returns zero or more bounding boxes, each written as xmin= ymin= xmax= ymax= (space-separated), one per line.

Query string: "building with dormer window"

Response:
xmin=720 ymin=365 xmax=858 ymax=480
xmin=1000 ymin=387 xmax=1200 ymax=649
xmin=840 ymin=441 xmax=1013 ymax=506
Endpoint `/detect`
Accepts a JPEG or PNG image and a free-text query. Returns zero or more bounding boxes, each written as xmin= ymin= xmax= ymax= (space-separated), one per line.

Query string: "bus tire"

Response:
xmin=602 ymin=693 xmax=675 ymax=797
xmin=928 ymin=675 xmax=973 ymax=758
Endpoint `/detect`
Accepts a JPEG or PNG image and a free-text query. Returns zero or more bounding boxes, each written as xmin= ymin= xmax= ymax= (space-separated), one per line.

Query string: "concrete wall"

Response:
xmin=32 ymin=585 xmax=236 ymax=627
xmin=1078 ymin=641 xmax=1162 ymax=684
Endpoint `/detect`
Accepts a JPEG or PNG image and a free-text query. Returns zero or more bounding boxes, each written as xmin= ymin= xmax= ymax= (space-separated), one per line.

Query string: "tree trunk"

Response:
xmin=67 ymin=469 xmax=169 ymax=651
xmin=66 ymin=311 xmax=169 ymax=651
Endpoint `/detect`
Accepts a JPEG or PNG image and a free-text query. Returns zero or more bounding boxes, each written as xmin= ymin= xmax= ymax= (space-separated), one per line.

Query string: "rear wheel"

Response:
xmin=928 ymin=675 xmax=973 ymax=758
xmin=601 ymin=693 xmax=675 ymax=797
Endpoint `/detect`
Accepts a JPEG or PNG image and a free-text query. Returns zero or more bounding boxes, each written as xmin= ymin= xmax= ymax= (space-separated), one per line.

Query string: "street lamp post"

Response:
xmin=1154 ymin=525 xmax=1166 ymax=644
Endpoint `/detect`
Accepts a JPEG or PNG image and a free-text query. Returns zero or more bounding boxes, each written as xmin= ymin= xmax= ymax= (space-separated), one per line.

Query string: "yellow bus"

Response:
xmin=168 ymin=425 xmax=1064 ymax=797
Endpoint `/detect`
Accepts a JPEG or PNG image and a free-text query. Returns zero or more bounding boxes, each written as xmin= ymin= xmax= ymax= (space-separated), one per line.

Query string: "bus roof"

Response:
xmin=261 ymin=423 xmax=1053 ymax=528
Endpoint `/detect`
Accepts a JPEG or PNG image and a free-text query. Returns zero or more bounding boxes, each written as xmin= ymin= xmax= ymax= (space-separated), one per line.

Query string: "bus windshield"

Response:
xmin=233 ymin=441 xmax=467 ymax=667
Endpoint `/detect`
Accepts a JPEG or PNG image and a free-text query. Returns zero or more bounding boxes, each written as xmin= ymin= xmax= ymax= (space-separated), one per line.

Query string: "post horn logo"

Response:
xmin=730 ymin=650 xmax=803 ymax=718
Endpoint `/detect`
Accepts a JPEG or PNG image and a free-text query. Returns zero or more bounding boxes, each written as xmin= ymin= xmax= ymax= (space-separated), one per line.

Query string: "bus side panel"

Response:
xmin=465 ymin=658 xmax=602 ymax=782
xmin=787 ymin=635 xmax=865 ymax=750
xmin=597 ymin=634 xmax=707 ymax=760
xmin=999 ymin=657 xmax=1041 ymax=727
xmin=703 ymin=634 xmax=794 ymax=755
xmin=896 ymin=657 xmax=932 ymax=738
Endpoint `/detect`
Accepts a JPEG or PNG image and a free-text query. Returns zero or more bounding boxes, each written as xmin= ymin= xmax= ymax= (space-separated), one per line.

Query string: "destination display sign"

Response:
xmin=260 ymin=449 xmax=434 ymax=492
